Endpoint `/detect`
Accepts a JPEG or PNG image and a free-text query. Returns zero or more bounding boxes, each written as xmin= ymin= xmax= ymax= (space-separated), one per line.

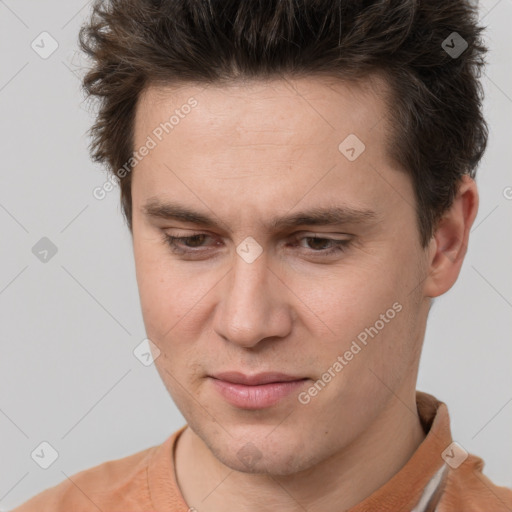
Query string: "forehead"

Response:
xmin=134 ymin=74 xmax=392 ymax=155
xmin=130 ymin=75 xmax=411 ymax=228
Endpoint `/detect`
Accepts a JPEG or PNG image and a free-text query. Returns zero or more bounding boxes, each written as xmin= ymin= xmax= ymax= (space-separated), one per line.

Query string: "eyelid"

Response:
xmin=293 ymin=231 xmax=351 ymax=238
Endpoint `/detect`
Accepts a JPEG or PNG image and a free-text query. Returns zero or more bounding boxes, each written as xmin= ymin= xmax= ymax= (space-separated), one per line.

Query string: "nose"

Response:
xmin=212 ymin=250 xmax=293 ymax=348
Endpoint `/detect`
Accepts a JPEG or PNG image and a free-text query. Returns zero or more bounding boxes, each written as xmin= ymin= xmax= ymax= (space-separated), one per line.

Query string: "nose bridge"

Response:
xmin=213 ymin=251 xmax=289 ymax=347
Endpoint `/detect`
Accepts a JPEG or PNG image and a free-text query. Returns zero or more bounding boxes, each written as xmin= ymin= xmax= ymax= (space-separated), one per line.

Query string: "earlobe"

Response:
xmin=423 ymin=175 xmax=479 ymax=298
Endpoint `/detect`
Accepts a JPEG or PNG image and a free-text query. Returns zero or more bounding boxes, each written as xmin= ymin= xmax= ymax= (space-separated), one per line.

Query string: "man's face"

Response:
xmin=131 ymin=76 xmax=431 ymax=475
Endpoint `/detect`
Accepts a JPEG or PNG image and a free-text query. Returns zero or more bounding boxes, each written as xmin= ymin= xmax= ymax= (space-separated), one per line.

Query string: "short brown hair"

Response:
xmin=79 ymin=0 xmax=488 ymax=246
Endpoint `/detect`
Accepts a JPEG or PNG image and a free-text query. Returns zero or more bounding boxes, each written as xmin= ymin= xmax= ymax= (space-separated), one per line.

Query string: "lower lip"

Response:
xmin=210 ymin=377 xmax=308 ymax=409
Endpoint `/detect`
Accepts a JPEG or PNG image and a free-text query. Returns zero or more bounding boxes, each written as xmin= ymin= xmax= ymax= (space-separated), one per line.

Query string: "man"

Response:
xmin=13 ymin=0 xmax=512 ymax=510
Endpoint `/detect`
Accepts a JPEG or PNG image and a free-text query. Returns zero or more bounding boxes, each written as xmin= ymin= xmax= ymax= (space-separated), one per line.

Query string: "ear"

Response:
xmin=423 ymin=175 xmax=479 ymax=298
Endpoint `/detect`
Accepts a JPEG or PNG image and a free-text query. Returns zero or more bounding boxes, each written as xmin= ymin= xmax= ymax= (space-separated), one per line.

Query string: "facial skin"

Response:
xmin=131 ymin=76 xmax=478 ymax=511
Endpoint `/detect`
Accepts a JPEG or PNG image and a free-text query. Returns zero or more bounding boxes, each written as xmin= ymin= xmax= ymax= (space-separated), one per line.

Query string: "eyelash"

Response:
xmin=162 ymin=233 xmax=351 ymax=257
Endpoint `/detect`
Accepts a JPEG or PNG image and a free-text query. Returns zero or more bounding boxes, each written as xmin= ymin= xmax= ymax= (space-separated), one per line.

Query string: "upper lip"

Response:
xmin=211 ymin=371 xmax=307 ymax=386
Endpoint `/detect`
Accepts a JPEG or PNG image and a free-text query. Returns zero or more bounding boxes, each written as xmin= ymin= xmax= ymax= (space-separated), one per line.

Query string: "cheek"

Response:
xmin=136 ymin=252 xmax=210 ymax=399
xmin=287 ymin=260 xmax=402 ymax=334
xmin=292 ymin=249 xmax=424 ymax=374
xmin=134 ymin=236 xmax=187 ymax=340
xmin=135 ymin=256 xmax=175 ymax=334
xmin=138 ymin=269 xmax=203 ymax=343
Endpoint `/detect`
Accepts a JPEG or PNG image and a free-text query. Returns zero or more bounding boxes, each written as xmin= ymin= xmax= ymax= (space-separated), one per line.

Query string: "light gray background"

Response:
xmin=1 ymin=0 xmax=511 ymax=509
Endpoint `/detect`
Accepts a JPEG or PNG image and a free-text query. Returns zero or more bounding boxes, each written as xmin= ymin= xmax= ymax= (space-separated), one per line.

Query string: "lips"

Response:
xmin=211 ymin=371 xmax=306 ymax=386
xmin=208 ymin=371 xmax=309 ymax=409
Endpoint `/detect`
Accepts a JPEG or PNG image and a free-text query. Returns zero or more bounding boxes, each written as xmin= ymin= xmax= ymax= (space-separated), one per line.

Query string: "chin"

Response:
xmin=203 ymin=425 xmax=318 ymax=476
xmin=218 ymin=446 xmax=309 ymax=476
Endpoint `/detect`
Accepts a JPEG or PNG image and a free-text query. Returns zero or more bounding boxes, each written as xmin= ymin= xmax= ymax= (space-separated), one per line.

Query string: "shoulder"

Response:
xmin=10 ymin=443 xmax=159 ymax=512
xmin=439 ymin=454 xmax=512 ymax=512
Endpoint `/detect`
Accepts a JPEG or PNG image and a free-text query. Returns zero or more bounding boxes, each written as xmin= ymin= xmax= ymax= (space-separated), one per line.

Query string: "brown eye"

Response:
xmin=305 ymin=237 xmax=332 ymax=251
xmin=291 ymin=235 xmax=351 ymax=257
xmin=164 ymin=233 xmax=211 ymax=254
xmin=182 ymin=234 xmax=207 ymax=247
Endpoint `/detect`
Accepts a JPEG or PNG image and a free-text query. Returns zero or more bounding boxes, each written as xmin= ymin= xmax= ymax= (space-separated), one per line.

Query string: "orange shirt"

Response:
xmin=11 ymin=391 xmax=512 ymax=512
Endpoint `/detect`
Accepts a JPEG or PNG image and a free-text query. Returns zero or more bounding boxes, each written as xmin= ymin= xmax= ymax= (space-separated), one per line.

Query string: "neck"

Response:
xmin=174 ymin=390 xmax=426 ymax=512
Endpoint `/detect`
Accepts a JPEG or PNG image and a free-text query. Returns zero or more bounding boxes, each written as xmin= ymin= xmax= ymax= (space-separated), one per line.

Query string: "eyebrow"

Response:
xmin=142 ymin=198 xmax=378 ymax=231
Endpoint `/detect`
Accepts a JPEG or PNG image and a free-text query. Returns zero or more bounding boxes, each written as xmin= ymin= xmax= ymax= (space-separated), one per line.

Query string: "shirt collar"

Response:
xmin=348 ymin=391 xmax=452 ymax=512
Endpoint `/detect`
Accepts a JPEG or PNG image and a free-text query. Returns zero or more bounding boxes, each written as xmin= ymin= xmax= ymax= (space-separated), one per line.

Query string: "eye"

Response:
xmin=161 ymin=231 xmax=352 ymax=260
xmin=162 ymin=233 xmax=217 ymax=254
xmin=293 ymin=235 xmax=351 ymax=256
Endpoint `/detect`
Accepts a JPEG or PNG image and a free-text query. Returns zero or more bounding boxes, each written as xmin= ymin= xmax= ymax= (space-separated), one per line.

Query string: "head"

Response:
xmin=79 ymin=0 xmax=487 ymax=475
